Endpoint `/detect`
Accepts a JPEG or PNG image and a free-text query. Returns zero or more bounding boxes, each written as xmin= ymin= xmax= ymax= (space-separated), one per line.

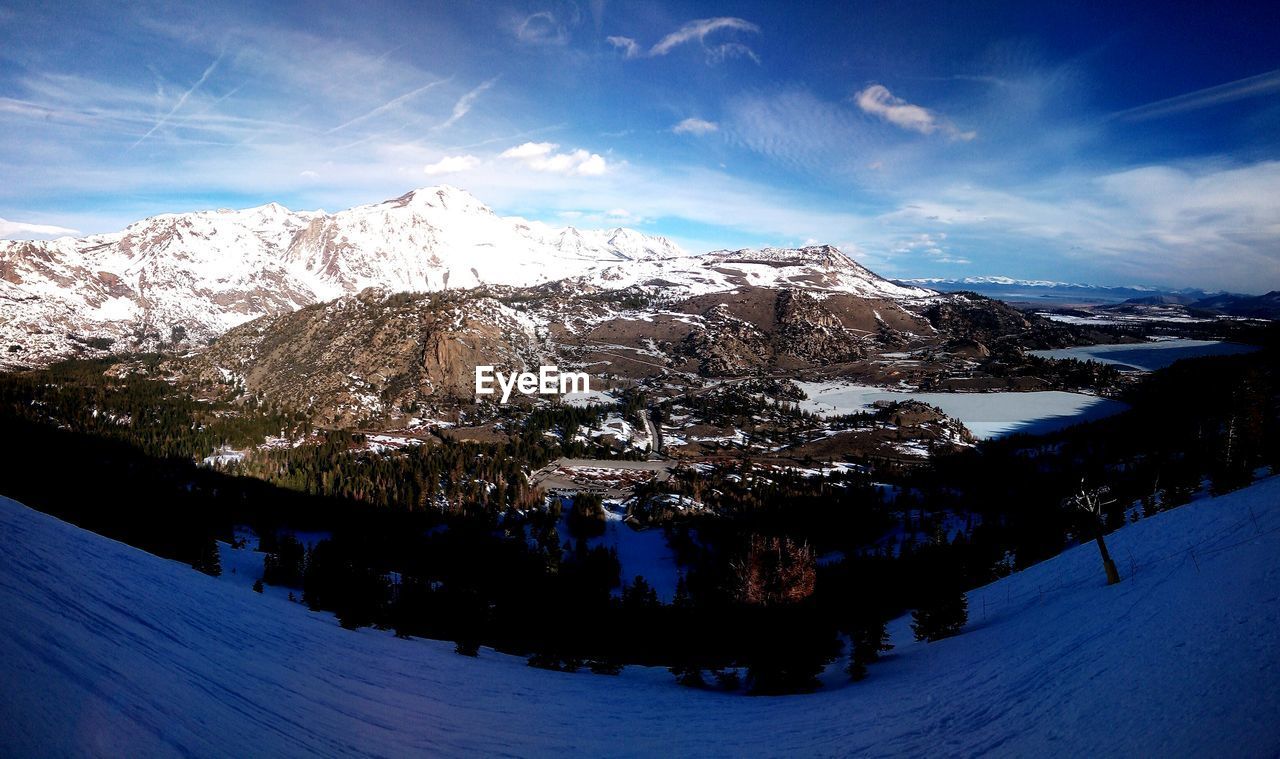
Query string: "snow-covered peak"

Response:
xmin=376 ymin=185 xmax=495 ymax=215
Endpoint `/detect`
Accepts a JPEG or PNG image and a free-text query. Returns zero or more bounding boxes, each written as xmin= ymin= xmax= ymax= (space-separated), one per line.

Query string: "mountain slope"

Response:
xmin=3 ymin=477 xmax=1278 ymax=756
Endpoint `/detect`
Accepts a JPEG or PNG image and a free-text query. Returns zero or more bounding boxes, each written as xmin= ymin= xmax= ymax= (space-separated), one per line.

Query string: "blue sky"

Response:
xmin=1 ymin=1 xmax=1278 ymax=292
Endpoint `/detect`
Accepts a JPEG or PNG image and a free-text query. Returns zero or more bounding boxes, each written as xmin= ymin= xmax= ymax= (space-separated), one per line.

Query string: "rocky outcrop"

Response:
xmin=180 ymin=288 xmax=547 ymax=426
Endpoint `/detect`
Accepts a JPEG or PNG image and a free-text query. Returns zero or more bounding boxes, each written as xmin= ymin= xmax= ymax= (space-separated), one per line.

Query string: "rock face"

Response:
xmin=922 ymin=292 xmax=1078 ymax=350
xmin=671 ymin=287 xmax=926 ymax=376
xmin=183 ymin=288 xmax=547 ymax=427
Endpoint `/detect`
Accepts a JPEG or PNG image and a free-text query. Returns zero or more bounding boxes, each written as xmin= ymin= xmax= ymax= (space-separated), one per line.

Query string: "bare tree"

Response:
xmin=732 ymin=535 xmax=817 ymax=605
xmin=1068 ymin=481 xmax=1121 ymax=585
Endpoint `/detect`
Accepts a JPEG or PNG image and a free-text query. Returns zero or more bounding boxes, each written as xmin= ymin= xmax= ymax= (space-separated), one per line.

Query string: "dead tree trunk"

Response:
xmin=1069 ymin=481 xmax=1122 ymax=585
xmin=1093 ymin=530 xmax=1121 ymax=585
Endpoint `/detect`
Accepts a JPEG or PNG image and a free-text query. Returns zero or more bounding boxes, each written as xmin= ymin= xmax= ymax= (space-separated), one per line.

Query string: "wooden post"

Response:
xmin=1094 ymin=529 xmax=1121 ymax=585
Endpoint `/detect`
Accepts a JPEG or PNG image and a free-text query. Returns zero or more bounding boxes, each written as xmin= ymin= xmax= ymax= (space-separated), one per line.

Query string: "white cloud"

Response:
xmin=673 ymin=117 xmax=718 ymax=135
xmin=500 ymin=141 xmax=555 ymax=159
xmin=423 ymin=154 xmax=480 ymax=175
xmin=609 ymin=17 xmax=760 ymax=63
xmin=855 ymin=84 xmax=975 ymax=141
xmin=881 ymin=161 xmax=1280 ymax=290
xmin=0 ymin=218 xmax=79 ymax=238
xmin=892 ymin=232 xmax=956 ymax=261
xmin=500 ymin=142 xmax=607 ymax=176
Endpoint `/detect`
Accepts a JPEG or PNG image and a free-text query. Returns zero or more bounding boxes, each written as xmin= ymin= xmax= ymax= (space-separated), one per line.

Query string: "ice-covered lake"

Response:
xmin=1029 ymin=339 xmax=1257 ymax=371
xmin=797 ymin=382 xmax=1128 ymax=440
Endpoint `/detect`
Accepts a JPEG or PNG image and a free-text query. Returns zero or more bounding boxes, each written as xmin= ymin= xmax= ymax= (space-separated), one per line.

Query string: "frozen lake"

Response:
xmin=1029 ymin=339 xmax=1257 ymax=371
xmin=797 ymin=382 xmax=1128 ymax=440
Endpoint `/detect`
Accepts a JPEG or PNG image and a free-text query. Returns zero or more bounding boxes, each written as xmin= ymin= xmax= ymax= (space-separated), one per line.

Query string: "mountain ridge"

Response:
xmin=1 ymin=186 xmax=931 ymax=369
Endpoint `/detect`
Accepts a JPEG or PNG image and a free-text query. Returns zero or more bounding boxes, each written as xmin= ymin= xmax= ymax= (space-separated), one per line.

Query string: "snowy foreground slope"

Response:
xmin=2 ymin=479 xmax=1279 ymax=757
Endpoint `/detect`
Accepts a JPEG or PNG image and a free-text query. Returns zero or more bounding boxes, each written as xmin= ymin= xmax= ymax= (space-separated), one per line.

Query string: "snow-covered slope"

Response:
xmin=576 ymin=244 xmax=932 ymax=300
xmin=3 ymin=477 xmax=1278 ymax=756
xmin=1 ymin=187 xmax=932 ymax=369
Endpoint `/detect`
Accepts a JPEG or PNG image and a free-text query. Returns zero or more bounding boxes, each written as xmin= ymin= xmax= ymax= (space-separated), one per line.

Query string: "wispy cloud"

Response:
xmin=0 ymin=217 xmax=79 ymax=239
xmin=725 ymin=89 xmax=874 ymax=172
xmin=516 ymin=11 xmax=569 ymax=45
xmin=499 ymin=142 xmax=607 ymax=175
xmin=129 ymin=52 xmax=224 ymax=150
xmin=609 ymin=17 xmax=760 ymax=63
xmin=855 ymin=84 xmax=975 ymax=140
xmin=673 ymin=117 xmax=718 ymax=135
xmin=607 ymin=36 xmax=641 ymax=59
xmin=1110 ymin=68 xmax=1280 ymax=121
xmin=434 ymin=76 xmax=499 ymax=132
xmin=651 ymin=17 xmax=760 ymax=59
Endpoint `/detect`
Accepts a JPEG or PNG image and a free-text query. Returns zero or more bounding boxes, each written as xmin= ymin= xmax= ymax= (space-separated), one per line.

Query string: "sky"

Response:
xmin=1 ymin=1 xmax=1278 ymax=292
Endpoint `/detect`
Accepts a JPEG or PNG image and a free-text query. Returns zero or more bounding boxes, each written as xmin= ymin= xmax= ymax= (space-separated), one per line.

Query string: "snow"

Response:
xmin=2 ymin=475 xmax=1280 ymax=755
xmin=1030 ymin=339 xmax=1259 ymax=371
xmin=559 ymin=389 xmax=619 ymax=407
xmin=199 ymin=447 xmax=245 ymax=467
xmin=601 ymin=501 xmax=682 ymax=603
xmin=797 ymin=381 xmax=1129 ymax=439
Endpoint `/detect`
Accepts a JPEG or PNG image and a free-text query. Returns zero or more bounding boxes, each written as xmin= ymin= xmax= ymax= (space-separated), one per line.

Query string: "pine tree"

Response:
xmin=847 ymin=620 xmax=893 ymax=681
xmin=912 ymin=590 xmax=968 ymax=642
xmin=621 ymin=576 xmax=659 ymax=610
xmin=192 ymin=537 xmax=222 ymax=577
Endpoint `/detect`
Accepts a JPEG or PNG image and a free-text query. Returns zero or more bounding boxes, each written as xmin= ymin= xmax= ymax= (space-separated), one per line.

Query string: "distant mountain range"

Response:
xmin=899 ymin=276 xmax=1279 ymax=320
xmin=897 ymin=276 xmax=1184 ymax=304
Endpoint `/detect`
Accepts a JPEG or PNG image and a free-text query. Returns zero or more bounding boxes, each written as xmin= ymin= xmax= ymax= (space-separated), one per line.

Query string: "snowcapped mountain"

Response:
xmin=0 ymin=186 xmax=685 ymax=367
xmin=900 ymin=276 xmax=1123 ymax=288
xmin=0 ymin=186 xmax=930 ymax=368
xmin=3 ymin=476 xmax=1278 ymax=755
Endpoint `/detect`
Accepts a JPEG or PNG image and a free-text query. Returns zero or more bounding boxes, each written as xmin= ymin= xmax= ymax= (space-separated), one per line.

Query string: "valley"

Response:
xmin=1 ymin=186 xmax=1277 ymax=753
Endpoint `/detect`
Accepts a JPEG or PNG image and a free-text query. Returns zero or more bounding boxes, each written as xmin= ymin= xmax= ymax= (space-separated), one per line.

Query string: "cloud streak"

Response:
xmin=434 ymin=76 xmax=499 ymax=132
xmin=1110 ymin=68 xmax=1280 ymax=121
xmin=129 ymin=52 xmax=224 ymax=150
xmin=325 ymin=79 xmax=448 ymax=134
